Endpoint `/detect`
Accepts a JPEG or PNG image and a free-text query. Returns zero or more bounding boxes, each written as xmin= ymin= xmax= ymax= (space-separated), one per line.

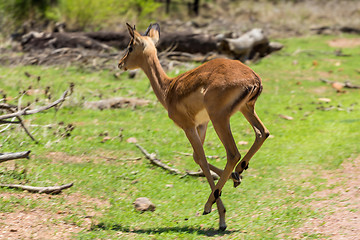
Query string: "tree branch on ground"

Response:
xmin=0 ymin=88 xmax=71 ymax=142
xmin=0 ymin=151 xmax=31 ymax=163
xmin=134 ymin=143 xmax=219 ymax=179
xmin=84 ymin=97 xmax=150 ymax=110
xmin=0 ymin=90 xmax=69 ymax=121
xmin=0 ymin=183 xmax=74 ymax=194
xmin=1 ymin=87 xmax=74 ymax=195
xmin=320 ymin=78 xmax=360 ymax=89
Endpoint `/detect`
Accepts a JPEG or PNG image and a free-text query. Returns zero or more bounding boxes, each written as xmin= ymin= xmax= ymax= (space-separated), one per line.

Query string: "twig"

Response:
xmin=183 ymin=170 xmax=219 ymax=180
xmin=0 ymin=150 xmax=31 ymax=163
xmin=0 ymin=135 xmax=11 ymax=147
xmin=0 ymin=104 xmax=38 ymax=142
xmin=135 ymin=143 xmax=183 ymax=175
xmin=16 ymin=116 xmax=37 ymax=143
xmin=320 ymin=78 xmax=360 ymax=89
xmin=0 ymin=117 xmax=17 ymax=132
xmin=174 ymin=151 xmax=192 ymax=156
xmin=0 ymin=119 xmax=21 ymax=124
xmin=134 ymin=143 xmax=219 ymax=179
xmin=0 ymin=90 xmax=69 ymax=120
xmin=0 ymin=182 xmax=73 ymax=194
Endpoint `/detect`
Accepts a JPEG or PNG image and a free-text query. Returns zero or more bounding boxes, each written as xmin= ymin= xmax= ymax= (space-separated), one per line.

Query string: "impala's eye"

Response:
xmin=128 ymin=46 xmax=133 ymax=52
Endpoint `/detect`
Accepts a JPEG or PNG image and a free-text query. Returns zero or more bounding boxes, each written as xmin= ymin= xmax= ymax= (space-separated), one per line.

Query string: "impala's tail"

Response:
xmin=248 ymin=84 xmax=263 ymax=103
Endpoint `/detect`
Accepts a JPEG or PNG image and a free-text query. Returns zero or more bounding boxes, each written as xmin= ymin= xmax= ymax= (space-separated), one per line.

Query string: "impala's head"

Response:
xmin=118 ymin=23 xmax=160 ymax=71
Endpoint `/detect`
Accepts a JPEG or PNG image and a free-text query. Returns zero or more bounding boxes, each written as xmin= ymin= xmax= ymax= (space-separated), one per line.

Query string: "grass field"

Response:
xmin=1 ymin=34 xmax=359 ymax=239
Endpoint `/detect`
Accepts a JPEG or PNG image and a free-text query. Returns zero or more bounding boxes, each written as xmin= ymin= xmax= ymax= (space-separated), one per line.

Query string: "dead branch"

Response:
xmin=135 ymin=143 xmax=183 ymax=175
xmin=84 ymin=97 xmax=150 ymax=110
xmin=320 ymin=78 xmax=360 ymax=89
xmin=134 ymin=143 xmax=219 ymax=179
xmin=0 ymin=182 xmax=73 ymax=194
xmin=180 ymin=170 xmax=218 ymax=179
xmin=0 ymin=103 xmax=37 ymax=142
xmin=16 ymin=115 xmax=37 ymax=142
xmin=0 ymin=150 xmax=31 ymax=163
xmin=0 ymin=90 xmax=68 ymax=121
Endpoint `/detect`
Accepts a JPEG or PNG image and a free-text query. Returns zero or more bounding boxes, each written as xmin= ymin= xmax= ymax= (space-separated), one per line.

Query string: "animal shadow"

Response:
xmin=92 ymin=222 xmax=239 ymax=237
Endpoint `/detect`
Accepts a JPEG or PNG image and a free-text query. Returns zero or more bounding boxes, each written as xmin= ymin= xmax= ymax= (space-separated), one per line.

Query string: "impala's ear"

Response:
xmin=126 ymin=23 xmax=134 ymax=39
xmin=144 ymin=23 xmax=160 ymax=46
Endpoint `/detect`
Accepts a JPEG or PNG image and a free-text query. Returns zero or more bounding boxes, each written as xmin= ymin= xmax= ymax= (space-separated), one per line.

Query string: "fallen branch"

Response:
xmin=0 ymin=150 xmax=31 ymax=163
xmin=183 ymin=170 xmax=219 ymax=180
xmin=0 ymin=182 xmax=74 ymax=194
xmin=134 ymin=143 xmax=219 ymax=179
xmin=320 ymin=78 xmax=360 ymax=89
xmin=84 ymin=97 xmax=150 ymax=110
xmin=0 ymin=90 xmax=69 ymax=121
xmin=17 ymin=115 xmax=37 ymax=143
xmin=135 ymin=143 xmax=183 ymax=175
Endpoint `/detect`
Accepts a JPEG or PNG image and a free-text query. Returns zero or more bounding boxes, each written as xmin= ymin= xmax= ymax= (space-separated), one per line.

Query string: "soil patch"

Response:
xmin=0 ymin=192 xmax=110 ymax=239
xmin=328 ymin=38 xmax=360 ymax=48
xmin=47 ymin=151 xmax=124 ymax=164
xmin=291 ymin=156 xmax=360 ymax=239
xmin=0 ymin=209 xmax=83 ymax=240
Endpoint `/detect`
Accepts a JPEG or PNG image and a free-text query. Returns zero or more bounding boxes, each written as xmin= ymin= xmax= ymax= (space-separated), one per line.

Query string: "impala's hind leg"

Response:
xmin=234 ymin=103 xmax=269 ymax=179
xmin=203 ymin=115 xmax=241 ymax=216
xmin=196 ymin=123 xmax=241 ymax=186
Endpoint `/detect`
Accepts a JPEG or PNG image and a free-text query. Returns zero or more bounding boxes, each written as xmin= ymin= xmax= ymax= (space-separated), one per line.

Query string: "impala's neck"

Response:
xmin=141 ymin=52 xmax=170 ymax=109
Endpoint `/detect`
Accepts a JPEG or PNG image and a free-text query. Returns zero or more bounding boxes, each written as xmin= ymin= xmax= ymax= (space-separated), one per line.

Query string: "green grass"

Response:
xmin=1 ymin=34 xmax=360 ymax=239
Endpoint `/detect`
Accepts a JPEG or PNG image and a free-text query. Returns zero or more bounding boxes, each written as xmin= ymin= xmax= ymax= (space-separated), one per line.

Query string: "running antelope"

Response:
xmin=118 ymin=23 xmax=269 ymax=231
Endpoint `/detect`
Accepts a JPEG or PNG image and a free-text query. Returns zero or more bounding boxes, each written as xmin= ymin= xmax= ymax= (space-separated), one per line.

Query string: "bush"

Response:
xmin=0 ymin=0 xmax=161 ymax=33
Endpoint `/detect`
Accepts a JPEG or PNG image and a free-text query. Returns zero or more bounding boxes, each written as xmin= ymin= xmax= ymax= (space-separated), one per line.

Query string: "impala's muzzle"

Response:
xmin=118 ymin=50 xmax=129 ymax=70
xmin=118 ymin=62 xmax=124 ymax=70
xmin=118 ymin=60 xmax=128 ymax=71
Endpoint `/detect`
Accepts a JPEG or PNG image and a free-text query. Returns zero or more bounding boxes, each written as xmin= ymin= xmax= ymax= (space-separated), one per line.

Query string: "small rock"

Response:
xmin=279 ymin=114 xmax=294 ymax=121
xmin=133 ymin=197 xmax=156 ymax=212
xmin=101 ymin=136 xmax=112 ymax=143
xmin=318 ymin=98 xmax=331 ymax=103
xmin=238 ymin=141 xmax=248 ymax=145
xmin=126 ymin=137 xmax=137 ymax=143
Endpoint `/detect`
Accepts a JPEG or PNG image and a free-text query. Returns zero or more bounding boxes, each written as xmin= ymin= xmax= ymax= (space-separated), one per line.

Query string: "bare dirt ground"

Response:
xmin=328 ymin=38 xmax=360 ymax=48
xmin=291 ymin=156 xmax=360 ymax=239
xmin=0 ymin=192 xmax=110 ymax=240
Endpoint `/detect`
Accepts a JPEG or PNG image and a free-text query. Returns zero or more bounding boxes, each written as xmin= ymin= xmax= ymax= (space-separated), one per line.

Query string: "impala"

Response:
xmin=118 ymin=23 xmax=269 ymax=231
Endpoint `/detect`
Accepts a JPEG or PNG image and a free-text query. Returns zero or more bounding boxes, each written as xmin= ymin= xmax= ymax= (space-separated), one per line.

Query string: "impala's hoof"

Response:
xmin=233 ymin=181 xmax=241 ymax=188
xmin=219 ymin=225 xmax=227 ymax=231
xmin=232 ymin=172 xmax=242 ymax=188
xmin=202 ymin=210 xmax=211 ymax=215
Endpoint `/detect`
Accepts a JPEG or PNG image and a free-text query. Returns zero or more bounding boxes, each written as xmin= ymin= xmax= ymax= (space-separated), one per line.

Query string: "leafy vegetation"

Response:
xmin=1 ymin=35 xmax=359 ymax=239
xmin=0 ymin=0 xmax=161 ymax=32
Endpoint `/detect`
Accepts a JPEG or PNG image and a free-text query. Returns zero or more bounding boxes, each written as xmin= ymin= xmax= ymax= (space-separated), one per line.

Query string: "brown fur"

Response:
xmin=167 ymin=58 xmax=262 ymax=102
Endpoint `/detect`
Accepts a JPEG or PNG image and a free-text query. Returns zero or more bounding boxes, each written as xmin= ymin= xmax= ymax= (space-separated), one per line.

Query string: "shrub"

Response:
xmin=0 ymin=0 xmax=161 ymax=33
xmin=47 ymin=0 xmax=162 ymax=31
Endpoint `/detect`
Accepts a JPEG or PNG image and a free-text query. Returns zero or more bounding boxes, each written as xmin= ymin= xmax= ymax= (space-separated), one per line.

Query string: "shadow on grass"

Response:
xmin=91 ymin=222 xmax=240 ymax=236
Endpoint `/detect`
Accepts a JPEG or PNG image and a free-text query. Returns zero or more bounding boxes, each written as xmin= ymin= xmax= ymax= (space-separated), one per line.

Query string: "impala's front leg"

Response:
xmin=184 ymin=127 xmax=227 ymax=231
